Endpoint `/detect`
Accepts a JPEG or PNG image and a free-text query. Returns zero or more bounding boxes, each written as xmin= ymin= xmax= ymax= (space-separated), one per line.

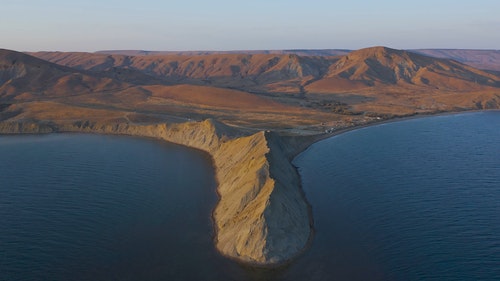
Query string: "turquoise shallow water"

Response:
xmin=1 ymin=111 xmax=499 ymax=281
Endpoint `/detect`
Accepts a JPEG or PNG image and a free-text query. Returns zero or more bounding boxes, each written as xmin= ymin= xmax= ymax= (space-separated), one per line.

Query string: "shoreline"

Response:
xmin=300 ymin=109 xmax=500 ymax=152
xmin=0 ymin=119 xmax=311 ymax=266
xmin=0 ymin=109 xmax=497 ymax=267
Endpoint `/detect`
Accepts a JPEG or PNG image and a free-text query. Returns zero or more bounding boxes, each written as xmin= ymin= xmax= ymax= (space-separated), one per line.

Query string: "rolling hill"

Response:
xmin=306 ymin=46 xmax=500 ymax=93
xmin=31 ymin=47 xmax=500 ymax=95
xmin=29 ymin=51 xmax=336 ymax=94
xmin=0 ymin=49 xmax=126 ymax=101
xmin=92 ymin=48 xmax=500 ymax=72
xmin=304 ymin=47 xmax=500 ymax=114
xmin=2 ymin=46 xmax=498 ymax=127
xmin=92 ymin=48 xmax=500 ymax=73
xmin=1 ymin=49 xmax=315 ymax=128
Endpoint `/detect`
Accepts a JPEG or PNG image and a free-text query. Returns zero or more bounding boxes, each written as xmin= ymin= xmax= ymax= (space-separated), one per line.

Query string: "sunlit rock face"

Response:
xmin=0 ymin=118 xmax=313 ymax=266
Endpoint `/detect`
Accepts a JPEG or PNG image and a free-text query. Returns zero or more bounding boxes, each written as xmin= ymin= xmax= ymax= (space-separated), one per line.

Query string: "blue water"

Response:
xmin=0 ymin=134 xmax=240 ymax=281
xmin=290 ymin=111 xmax=500 ymax=281
xmin=1 ymin=112 xmax=499 ymax=281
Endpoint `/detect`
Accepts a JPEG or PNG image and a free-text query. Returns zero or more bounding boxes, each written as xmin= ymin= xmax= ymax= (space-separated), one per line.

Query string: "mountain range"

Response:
xmin=91 ymin=48 xmax=500 ymax=72
xmin=1 ymin=46 xmax=499 ymax=131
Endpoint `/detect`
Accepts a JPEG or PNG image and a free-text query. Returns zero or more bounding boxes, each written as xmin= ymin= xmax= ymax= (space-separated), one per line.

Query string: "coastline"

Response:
xmin=0 ymin=109 xmax=497 ymax=267
xmin=0 ymin=119 xmax=311 ymax=266
xmin=300 ymin=109 xmax=500 ymax=152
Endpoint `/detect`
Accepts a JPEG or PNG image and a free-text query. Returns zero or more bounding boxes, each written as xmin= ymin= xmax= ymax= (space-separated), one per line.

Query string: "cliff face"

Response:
xmin=0 ymin=121 xmax=56 ymax=133
xmin=213 ymin=131 xmax=310 ymax=264
xmin=0 ymin=119 xmax=312 ymax=266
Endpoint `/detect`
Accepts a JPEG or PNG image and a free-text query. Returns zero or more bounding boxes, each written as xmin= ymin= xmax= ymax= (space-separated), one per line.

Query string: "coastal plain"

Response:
xmin=1 ymin=46 xmax=499 ymax=265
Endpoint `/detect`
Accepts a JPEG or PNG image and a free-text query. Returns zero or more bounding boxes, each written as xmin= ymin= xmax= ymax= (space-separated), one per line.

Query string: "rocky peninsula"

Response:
xmin=0 ymin=119 xmax=314 ymax=265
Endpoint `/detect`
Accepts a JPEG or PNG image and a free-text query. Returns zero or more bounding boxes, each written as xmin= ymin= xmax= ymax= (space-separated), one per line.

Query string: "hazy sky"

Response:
xmin=2 ymin=0 xmax=499 ymax=52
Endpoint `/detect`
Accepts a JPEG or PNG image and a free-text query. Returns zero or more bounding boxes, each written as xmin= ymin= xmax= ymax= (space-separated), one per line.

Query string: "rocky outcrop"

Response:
xmin=0 ymin=120 xmax=56 ymax=133
xmin=213 ymin=131 xmax=311 ymax=264
xmin=0 ymin=119 xmax=313 ymax=266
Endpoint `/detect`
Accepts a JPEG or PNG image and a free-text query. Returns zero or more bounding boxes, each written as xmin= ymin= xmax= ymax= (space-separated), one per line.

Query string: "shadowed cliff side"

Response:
xmin=0 ymin=118 xmax=313 ymax=266
xmin=213 ymin=131 xmax=311 ymax=264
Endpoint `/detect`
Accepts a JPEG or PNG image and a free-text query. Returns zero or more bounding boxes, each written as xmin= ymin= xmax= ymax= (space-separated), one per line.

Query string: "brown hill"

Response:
xmin=30 ymin=51 xmax=335 ymax=94
xmin=0 ymin=49 xmax=125 ymax=101
xmin=31 ymin=47 xmax=500 ymax=96
xmin=2 ymin=49 xmax=316 ymax=128
xmin=94 ymin=49 xmax=500 ymax=72
xmin=306 ymin=46 xmax=500 ymax=94
xmin=18 ymin=47 xmax=500 ymax=120
xmin=142 ymin=84 xmax=296 ymax=112
xmin=1 ymin=49 xmax=303 ymax=112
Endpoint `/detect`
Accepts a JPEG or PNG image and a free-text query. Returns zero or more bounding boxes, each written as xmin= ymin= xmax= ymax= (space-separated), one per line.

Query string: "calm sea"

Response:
xmin=290 ymin=111 xmax=500 ymax=281
xmin=1 ymin=111 xmax=499 ymax=280
xmin=0 ymin=134 xmax=239 ymax=281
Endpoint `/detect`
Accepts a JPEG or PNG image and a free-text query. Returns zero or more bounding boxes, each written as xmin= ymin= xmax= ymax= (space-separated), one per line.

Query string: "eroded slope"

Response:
xmin=0 ymin=118 xmax=313 ymax=266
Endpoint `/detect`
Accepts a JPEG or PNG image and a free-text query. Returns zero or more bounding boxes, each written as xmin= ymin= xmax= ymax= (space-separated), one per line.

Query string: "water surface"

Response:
xmin=1 ymin=111 xmax=499 ymax=281
xmin=0 ymin=134 xmax=239 ymax=281
xmin=291 ymin=111 xmax=500 ymax=280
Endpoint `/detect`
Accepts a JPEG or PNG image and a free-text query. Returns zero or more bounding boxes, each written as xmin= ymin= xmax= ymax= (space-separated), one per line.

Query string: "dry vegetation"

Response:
xmin=1 ymin=46 xmax=499 ymax=133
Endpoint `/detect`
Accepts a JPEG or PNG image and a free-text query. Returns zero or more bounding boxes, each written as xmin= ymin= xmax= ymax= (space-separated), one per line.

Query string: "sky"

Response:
xmin=1 ymin=0 xmax=499 ymax=52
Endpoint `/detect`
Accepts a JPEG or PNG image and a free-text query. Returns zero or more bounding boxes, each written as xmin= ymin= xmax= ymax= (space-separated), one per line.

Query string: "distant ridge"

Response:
xmin=29 ymin=51 xmax=337 ymax=94
xmin=93 ymin=48 xmax=500 ymax=72
xmin=12 ymin=46 xmax=500 ymax=117
xmin=94 ymin=49 xmax=351 ymax=57
xmin=410 ymin=49 xmax=500 ymax=71
xmin=31 ymin=46 xmax=500 ymax=94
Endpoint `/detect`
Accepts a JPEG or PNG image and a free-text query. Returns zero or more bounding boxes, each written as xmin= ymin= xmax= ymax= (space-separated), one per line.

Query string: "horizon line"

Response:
xmin=13 ymin=46 xmax=499 ymax=54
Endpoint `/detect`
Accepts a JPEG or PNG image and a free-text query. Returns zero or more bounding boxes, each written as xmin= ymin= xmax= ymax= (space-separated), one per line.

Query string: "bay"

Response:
xmin=290 ymin=111 xmax=500 ymax=281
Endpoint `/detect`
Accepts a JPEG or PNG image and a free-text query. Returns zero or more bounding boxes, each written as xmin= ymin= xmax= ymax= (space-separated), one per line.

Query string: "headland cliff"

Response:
xmin=0 ymin=119 xmax=313 ymax=266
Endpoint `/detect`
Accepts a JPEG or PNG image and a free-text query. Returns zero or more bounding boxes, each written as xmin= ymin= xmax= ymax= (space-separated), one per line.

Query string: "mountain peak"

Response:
xmin=306 ymin=46 xmax=500 ymax=92
xmin=347 ymin=46 xmax=402 ymax=58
